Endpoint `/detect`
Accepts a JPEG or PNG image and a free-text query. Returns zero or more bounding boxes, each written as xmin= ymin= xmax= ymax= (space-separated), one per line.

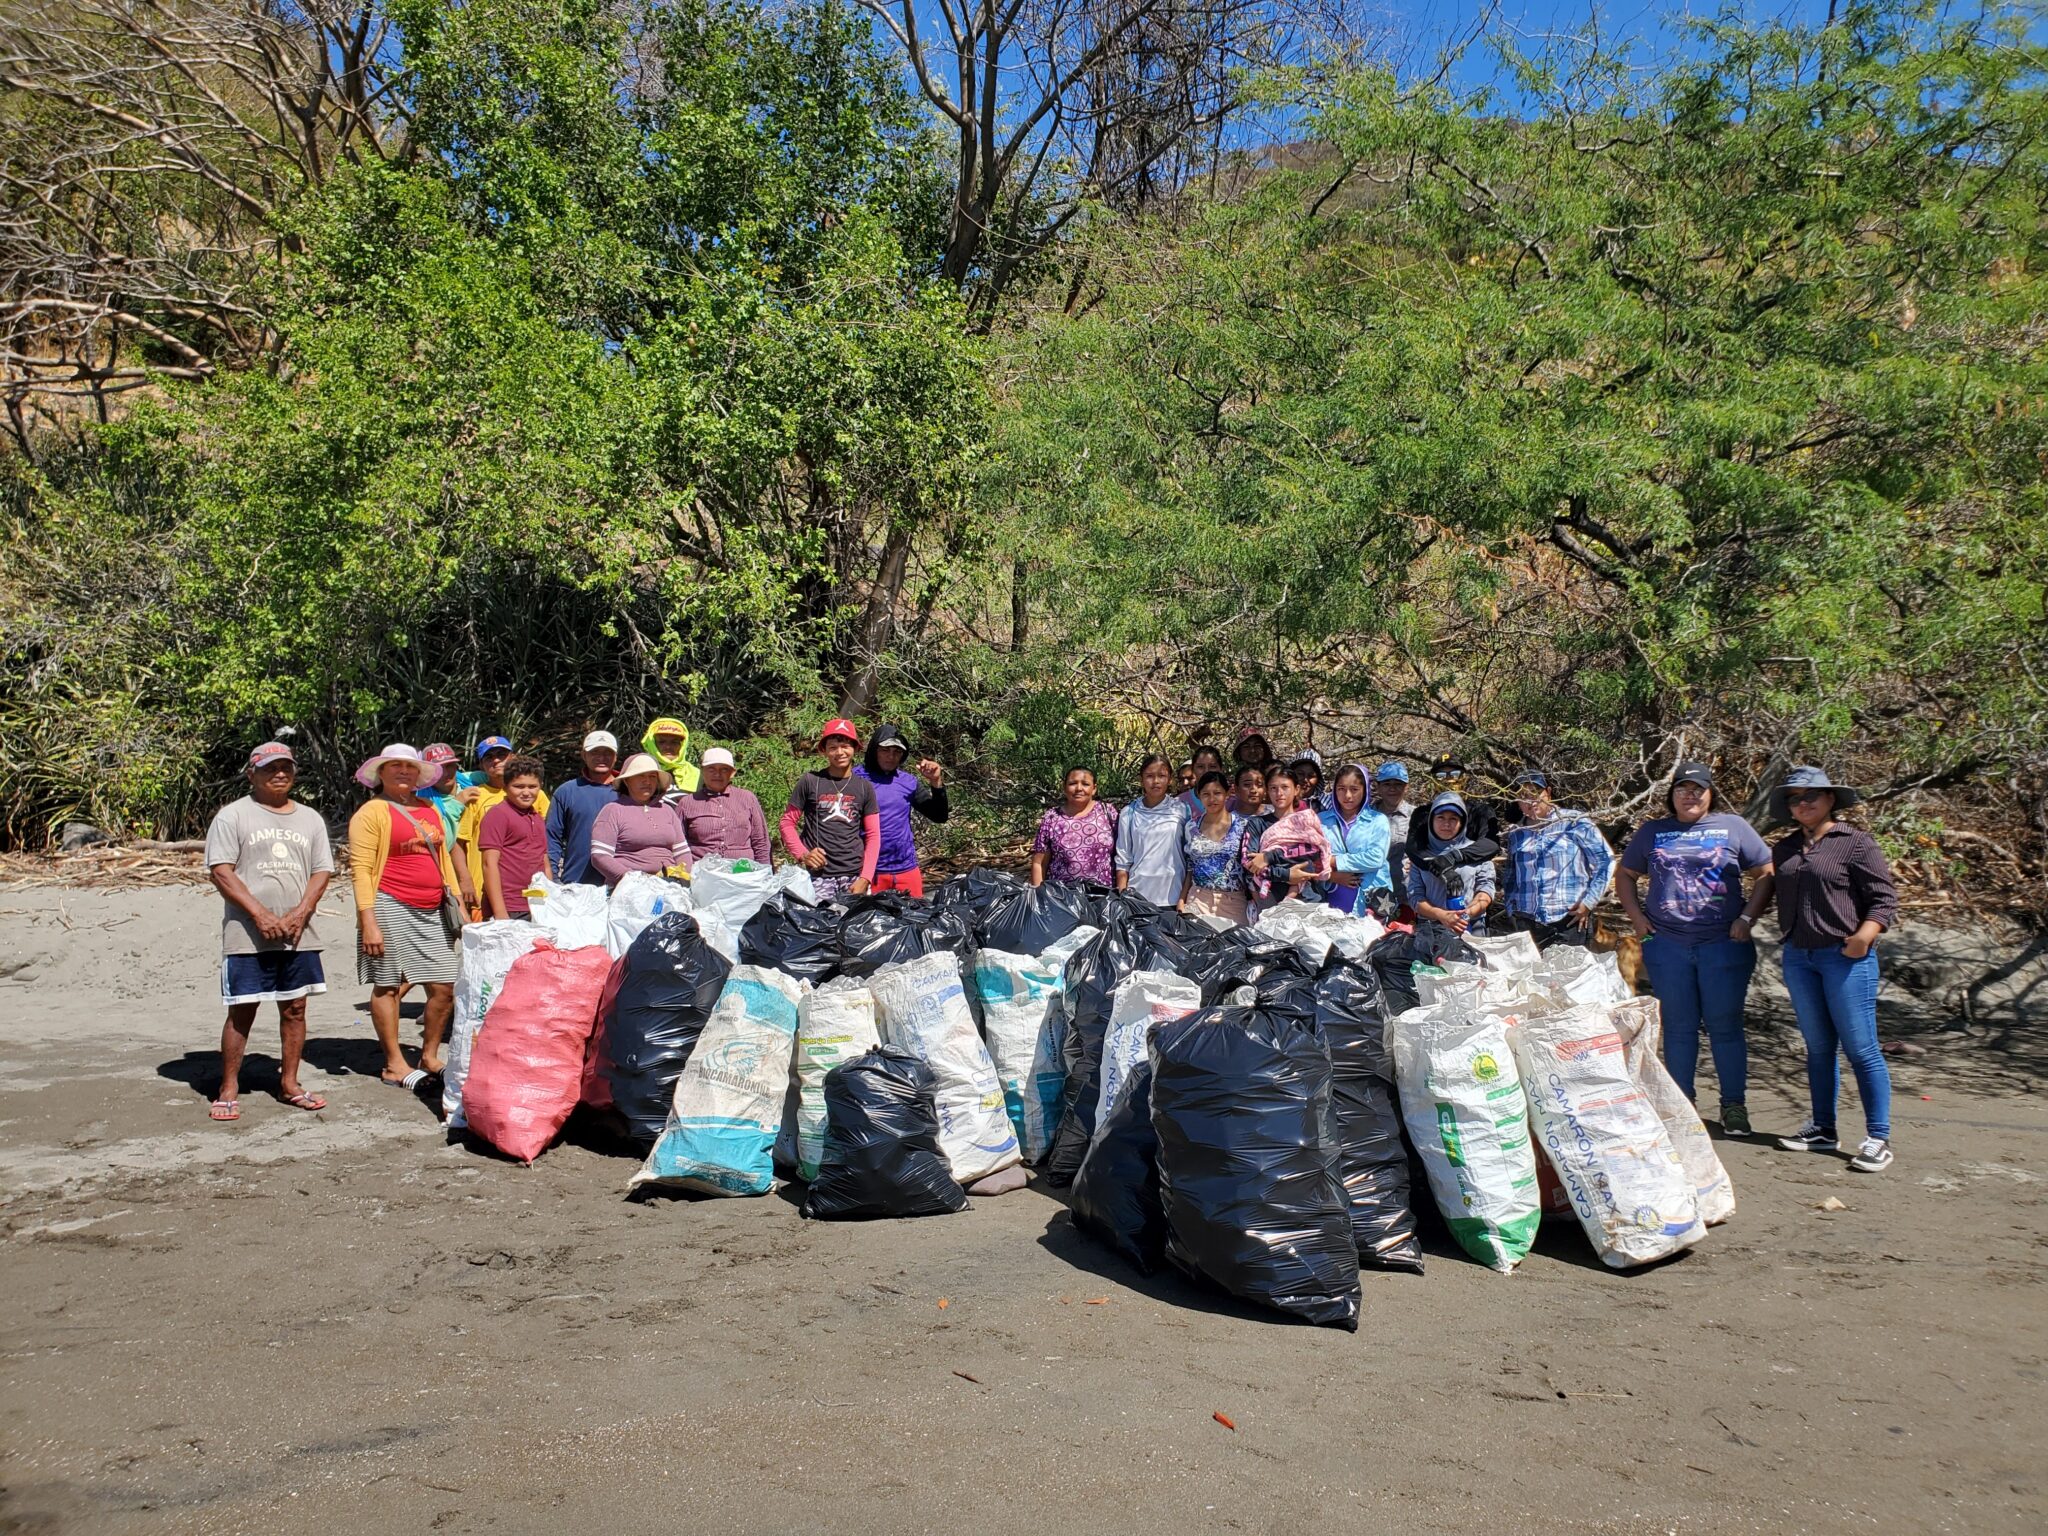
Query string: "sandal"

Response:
xmin=384 ymin=1068 xmax=429 ymax=1091
xmin=281 ymin=1091 xmax=327 ymax=1111
xmin=209 ymin=1099 xmax=240 ymax=1122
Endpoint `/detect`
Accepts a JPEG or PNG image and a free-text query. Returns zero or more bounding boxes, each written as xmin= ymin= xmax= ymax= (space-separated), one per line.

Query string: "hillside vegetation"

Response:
xmin=1 ymin=1 xmax=2042 ymax=907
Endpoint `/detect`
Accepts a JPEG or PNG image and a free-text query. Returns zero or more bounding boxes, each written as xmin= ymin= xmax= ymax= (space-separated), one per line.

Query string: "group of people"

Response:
xmin=199 ymin=719 xmax=1901 ymax=1174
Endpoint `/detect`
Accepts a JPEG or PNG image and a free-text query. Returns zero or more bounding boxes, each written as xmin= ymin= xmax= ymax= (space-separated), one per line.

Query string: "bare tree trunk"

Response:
xmin=838 ymin=521 xmax=914 ymax=716
xmin=1011 ymin=557 xmax=1029 ymax=650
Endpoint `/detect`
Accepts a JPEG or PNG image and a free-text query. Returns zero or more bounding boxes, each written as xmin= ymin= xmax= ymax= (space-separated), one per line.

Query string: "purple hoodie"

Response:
xmin=856 ymin=738 xmax=950 ymax=875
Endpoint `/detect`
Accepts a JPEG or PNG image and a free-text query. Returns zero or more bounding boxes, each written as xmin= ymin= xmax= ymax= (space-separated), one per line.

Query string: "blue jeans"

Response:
xmin=1780 ymin=943 xmax=1891 ymax=1140
xmin=1643 ymin=935 xmax=1755 ymax=1104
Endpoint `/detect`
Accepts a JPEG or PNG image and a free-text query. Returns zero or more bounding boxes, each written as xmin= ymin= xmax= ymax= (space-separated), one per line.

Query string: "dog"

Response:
xmin=1589 ymin=914 xmax=1648 ymax=995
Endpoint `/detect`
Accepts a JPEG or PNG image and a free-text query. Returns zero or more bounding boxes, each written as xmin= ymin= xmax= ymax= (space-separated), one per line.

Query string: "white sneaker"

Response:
xmin=1849 ymin=1138 xmax=1893 ymax=1173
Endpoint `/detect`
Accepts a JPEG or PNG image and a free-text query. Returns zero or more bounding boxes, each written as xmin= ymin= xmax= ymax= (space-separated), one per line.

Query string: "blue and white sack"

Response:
xmin=630 ymin=965 xmax=805 ymax=1196
xmin=973 ymin=925 xmax=1097 ymax=1163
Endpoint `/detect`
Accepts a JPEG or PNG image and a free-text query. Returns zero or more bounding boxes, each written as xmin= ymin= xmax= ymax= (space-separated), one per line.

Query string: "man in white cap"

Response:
xmin=676 ymin=746 xmax=771 ymax=864
xmin=201 ymin=742 xmax=335 ymax=1121
xmin=545 ymin=729 xmax=620 ymax=885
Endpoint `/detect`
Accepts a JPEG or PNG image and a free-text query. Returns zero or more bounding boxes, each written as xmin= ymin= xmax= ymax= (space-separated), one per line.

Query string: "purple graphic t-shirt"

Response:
xmin=1620 ymin=812 xmax=1772 ymax=944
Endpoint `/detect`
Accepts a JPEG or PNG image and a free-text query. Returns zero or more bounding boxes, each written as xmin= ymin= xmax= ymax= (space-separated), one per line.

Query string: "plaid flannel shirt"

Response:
xmin=1504 ymin=810 xmax=1614 ymax=923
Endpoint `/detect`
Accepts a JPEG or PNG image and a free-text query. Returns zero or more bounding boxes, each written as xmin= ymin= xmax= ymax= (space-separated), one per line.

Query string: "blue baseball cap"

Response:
xmin=1373 ymin=761 xmax=1409 ymax=783
xmin=474 ymin=734 xmax=513 ymax=761
xmin=1513 ymin=768 xmax=1548 ymax=790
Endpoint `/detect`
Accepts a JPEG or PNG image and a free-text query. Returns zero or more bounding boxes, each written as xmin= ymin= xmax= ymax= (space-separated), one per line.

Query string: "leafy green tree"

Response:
xmin=988 ymin=1 xmax=2046 ymax=832
xmin=1 ymin=0 xmax=985 ymax=838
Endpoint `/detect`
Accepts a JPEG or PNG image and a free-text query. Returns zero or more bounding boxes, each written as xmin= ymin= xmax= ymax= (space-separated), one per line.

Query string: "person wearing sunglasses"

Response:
xmin=1767 ymin=767 xmax=1900 ymax=1173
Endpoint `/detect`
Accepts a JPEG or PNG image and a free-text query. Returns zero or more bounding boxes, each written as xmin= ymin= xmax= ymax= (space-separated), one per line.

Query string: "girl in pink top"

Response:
xmin=1245 ymin=766 xmax=1333 ymax=907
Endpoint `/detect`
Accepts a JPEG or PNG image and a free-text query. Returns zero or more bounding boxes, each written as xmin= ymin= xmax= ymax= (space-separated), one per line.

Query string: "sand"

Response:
xmin=1 ymin=884 xmax=2043 ymax=1534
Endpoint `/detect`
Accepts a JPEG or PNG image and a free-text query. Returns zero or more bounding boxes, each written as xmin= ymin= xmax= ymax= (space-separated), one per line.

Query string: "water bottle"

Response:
xmin=1446 ymin=891 xmax=1466 ymax=926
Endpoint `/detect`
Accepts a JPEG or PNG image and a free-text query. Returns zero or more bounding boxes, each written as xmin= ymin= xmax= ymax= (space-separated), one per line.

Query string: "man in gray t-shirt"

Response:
xmin=200 ymin=743 xmax=335 ymax=1121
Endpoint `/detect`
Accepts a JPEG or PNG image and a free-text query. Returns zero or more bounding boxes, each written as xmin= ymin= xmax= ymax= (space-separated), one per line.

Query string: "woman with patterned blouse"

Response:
xmin=1178 ymin=772 xmax=1249 ymax=925
xmin=1029 ymin=766 xmax=1120 ymax=889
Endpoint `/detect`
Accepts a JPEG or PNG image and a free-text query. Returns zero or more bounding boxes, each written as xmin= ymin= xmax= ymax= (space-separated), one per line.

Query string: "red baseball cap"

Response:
xmin=818 ymin=718 xmax=860 ymax=746
xmin=246 ymin=742 xmax=295 ymax=771
xmin=421 ymin=743 xmax=460 ymax=767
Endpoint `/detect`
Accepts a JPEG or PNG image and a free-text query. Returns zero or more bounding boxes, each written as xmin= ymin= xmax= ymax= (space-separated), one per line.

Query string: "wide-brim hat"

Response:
xmin=1768 ymin=765 xmax=1862 ymax=822
xmin=355 ymin=743 xmax=424 ymax=789
xmin=616 ymin=753 xmax=663 ymax=782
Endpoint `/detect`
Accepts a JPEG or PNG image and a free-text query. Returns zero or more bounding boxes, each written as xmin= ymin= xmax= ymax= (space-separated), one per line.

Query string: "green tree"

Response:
xmin=988 ymin=1 xmax=2046 ymax=831
xmin=1 ymin=0 xmax=985 ymax=840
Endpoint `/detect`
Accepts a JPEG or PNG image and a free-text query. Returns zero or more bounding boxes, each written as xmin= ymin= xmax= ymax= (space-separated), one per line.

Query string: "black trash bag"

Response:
xmin=801 ymin=1046 xmax=968 ymax=1220
xmin=1366 ymin=927 xmax=1479 ymax=1015
xmin=1148 ymin=1005 xmax=1361 ymax=1330
xmin=599 ymin=911 xmax=733 ymax=1145
xmin=977 ymin=879 xmax=1094 ymax=955
xmin=1182 ymin=929 xmax=1303 ymax=1007
xmin=1314 ymin=955 xmax=1422 ymax=1272
xmin=1068 ymin=1059 xmax=1167 ymax=1273
xmin=1043 ymin=917 xmax=1193 ymax=1186
xmin=1248 ymin=948 xmax=1321 ymax=1029
xmin=739 ymin=895 xmax=843 ymax=984
xmin=1093 ymin=887 xmax=1215 ymax=951
xmin=931 ymin=866 xmax=1026 ymax=920
xmin=836 ymin=893 xmax=978 ymax=985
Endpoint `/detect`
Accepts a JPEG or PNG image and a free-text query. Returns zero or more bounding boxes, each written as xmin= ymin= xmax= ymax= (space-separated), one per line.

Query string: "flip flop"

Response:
xmin=281 ymin=1091 xmax=327 ymax=1111
xmin=384 ymin=1069 xmax=429 ymax=1091
xmin=209 ymin=1099 xmax=240 ymax=1122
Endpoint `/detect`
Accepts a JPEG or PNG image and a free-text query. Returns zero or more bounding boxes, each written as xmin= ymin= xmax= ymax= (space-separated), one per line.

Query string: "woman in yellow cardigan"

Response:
xmin=348 ymin=744 xmax=466 ymax=1090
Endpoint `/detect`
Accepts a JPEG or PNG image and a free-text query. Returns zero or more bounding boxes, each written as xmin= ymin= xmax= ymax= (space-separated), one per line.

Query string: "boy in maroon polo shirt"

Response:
xmin=479 ymin=757 xmax=549 ymax=919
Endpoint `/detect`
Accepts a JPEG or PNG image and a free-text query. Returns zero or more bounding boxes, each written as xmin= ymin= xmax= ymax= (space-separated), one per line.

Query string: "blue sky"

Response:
xmin=1395 ymin=0 xmax=2041 ymax=97
xmin=1400 ymin=0 xmax=1843 ymax=94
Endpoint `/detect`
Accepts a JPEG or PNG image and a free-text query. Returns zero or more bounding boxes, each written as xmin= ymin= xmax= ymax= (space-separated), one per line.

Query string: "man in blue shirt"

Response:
xmin=1499 ymin=770 xmax=1614 ymax=949
xmin=545 ymin=730 xmax=620 ymax=884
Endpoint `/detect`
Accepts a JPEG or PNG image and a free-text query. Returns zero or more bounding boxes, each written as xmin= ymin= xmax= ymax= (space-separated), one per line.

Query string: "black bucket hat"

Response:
xmin=1768 ymin=765 xmax=1862 ymax=823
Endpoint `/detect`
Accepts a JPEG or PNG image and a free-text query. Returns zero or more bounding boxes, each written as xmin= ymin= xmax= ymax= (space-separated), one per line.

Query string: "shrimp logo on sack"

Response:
xmin=1471 ymin=1051 xmax=1502 ymax=1082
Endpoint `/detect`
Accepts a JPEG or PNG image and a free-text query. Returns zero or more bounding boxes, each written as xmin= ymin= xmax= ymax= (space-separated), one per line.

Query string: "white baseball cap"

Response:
xmin=582 ymin=730 xmax=619 ymax=752
xmin=700 ymin=747 xmax=736 ymax=769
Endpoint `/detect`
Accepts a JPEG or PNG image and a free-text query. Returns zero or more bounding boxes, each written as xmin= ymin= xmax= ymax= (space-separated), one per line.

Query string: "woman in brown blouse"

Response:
xmin=1766 ymin=767 xmax=1899 ymax=1173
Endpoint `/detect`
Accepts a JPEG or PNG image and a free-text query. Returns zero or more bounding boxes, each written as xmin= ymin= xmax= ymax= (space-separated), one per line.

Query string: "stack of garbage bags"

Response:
xmin=443 ymin=862 xmax=1735 ymax=1315
xmin=1068 ymin=937 xmax=1417 ymax=1327
xmin=624 ymin=877 xmax=1032 ymax=1212
xmin=1386 ymin=932 xmax=1734 ymax=1272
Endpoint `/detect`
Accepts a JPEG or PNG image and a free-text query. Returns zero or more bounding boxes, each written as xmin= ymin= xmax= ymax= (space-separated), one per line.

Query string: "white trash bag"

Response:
xmin=527 ymin=873 xmax=609 ymax=951
xmin=1415 ymin=963 xmax=1546 ymax=1013
xmin=605 ymin=871 xmax=693 ymax=959
xmin=1509 ymin=1003 xmax=1706 ymax=1267
xmin=1464 ymin=930 xmax=1544 ymax=978
xmin=973 ymin=925 xmax=1099 ymax=1164
xmin=786 ymin=977 xmax=881 ymax=1181
xmin=690 ymin=857 xmax=811 ymax=935
xmin=1389 ymin=997 xmax=1542 ymax=1273
xmin=629 ymin=965 xmax=806 ymax=1197
xmin=1611 ymin=996 xmax=1735 ymax=1226
xmin=1533 ymin=944 xmax=1633 ymax=1008
xmin=871 ymin=952 xmax=1021 ymax=1183
xmin=442 ymin=919 xmax=541 ymax=1129
xmin=1098 ymin=970 xmax=1202 ymax=1125
xmin=1253 ymin=901 xmax=1386 ymax=965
